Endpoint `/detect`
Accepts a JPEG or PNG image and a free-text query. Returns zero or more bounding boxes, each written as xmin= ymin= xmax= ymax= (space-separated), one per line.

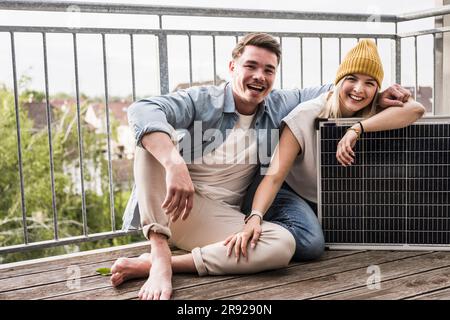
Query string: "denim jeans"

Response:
xmin=242 ymin=180 xmax=325 ymax=262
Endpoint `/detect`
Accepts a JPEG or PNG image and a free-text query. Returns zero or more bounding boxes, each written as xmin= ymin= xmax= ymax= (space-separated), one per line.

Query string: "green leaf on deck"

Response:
xmin=96 ymin=267 xmax=112 ymax=276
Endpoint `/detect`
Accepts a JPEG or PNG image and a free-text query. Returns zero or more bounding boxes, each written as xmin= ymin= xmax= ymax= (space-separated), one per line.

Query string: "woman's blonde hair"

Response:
xmin=318 ymin=76 xmax=380 ymax=119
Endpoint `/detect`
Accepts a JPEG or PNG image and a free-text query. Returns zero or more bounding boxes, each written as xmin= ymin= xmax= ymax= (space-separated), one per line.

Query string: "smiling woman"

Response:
xmin=226 ymin=39 xmax=426 ymax=262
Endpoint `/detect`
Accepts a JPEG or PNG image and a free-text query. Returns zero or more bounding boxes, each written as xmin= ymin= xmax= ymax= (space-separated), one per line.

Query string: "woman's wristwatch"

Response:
xmin=244 ymin=209 xmax=264 ymax=224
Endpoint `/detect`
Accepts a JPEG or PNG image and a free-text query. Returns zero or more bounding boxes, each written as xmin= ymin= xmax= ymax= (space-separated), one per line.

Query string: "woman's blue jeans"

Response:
xmin=242 ymin=181 xmax=325 ymax=262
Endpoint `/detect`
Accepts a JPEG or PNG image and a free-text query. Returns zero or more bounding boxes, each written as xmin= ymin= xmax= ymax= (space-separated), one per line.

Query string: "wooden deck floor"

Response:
xmin=1 ymin=242 xmax=450 ymax=300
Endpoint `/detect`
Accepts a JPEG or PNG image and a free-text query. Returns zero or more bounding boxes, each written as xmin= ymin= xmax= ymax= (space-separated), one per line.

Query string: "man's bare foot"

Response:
xmin=138 ymin=242 xmax=173 ymax=300
xmin=133 ymin=231 xmax=173 ymax=300
xmin=110 ymin=253 xmax=152 ymax=287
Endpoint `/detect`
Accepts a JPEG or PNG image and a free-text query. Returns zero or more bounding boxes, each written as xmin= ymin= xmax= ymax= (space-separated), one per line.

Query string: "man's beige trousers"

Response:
xmin=134 ymin=147 xmax=295 ymax=276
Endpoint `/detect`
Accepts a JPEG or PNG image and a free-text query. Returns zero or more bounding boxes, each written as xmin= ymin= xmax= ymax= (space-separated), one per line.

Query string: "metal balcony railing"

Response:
xmin=0 ymin=1 xmax=449 ymax=255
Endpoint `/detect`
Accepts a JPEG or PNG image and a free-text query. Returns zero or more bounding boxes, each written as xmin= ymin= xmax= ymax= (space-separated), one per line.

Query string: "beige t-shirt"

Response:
xmin=281 ymin=92 xmax=328 ymax=203
xmin=188 ymin=111 xmax=258 ymax=209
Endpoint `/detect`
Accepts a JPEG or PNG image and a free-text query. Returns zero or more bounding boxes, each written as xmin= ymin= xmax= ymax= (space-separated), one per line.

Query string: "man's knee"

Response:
xmin=271 ymin=226 xmax=296 ymax=266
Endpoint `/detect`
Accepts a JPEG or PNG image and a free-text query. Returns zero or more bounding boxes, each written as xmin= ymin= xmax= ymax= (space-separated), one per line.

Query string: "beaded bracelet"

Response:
xmin=358 ymin=121 xmax=365 ymax=135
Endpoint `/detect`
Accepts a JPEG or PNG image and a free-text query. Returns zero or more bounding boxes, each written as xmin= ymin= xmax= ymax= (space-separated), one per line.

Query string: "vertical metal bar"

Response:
xmin=101 ymin=34 xmax=116 ymax=232
xmin=414 ymin=35 xmax=418 ymax=100
xmin=279 ymin=37 xmax=283 ymax=89
xmin=130 ymin=34 xmax=136 ymax=101
xmin=235 ymin=35 xmax=239 ymax=44
xmin=158 ymin=13 xmax=169 ymax=94
xmin=319 ymin=37 xmax=323 ymax=86
xmin=395 ymin=23 xmax=401 ymax=84
xmin=433 ymin=33 xmax=436 ymax=115
xmin=42 ymin=32 xmax=58 ymax=240
xmin=157 ymin=33 xmax=169 ymax=94
xmin=300 ymin=37 xmax=303 ymax=88
xmin=375 ymin=37 xmax=378 ymax=46
xmin=212 ymin=35 xmax=217 ymax=85
xmin=338 ymin=37 xmax=342 ymax=63
xmin=72 ymin=33 xmax=88 ymax=236
xmin=10 ymin=32 xmax=28 ymax=244
xmin=188 ymin=34 xmax=193 ymax=87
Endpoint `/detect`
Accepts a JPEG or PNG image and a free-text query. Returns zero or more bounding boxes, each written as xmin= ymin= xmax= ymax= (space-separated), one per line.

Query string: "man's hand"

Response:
xmin=223 ymin=215 xmax=262 ymax=261
xmin=378 ymin=84 xmax=411 ymax=108
xmin=162 ymin=162 xmax=195 ymax=222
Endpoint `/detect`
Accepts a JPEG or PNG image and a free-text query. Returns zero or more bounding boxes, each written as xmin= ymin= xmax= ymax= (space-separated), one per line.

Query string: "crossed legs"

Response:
xmin=111 ymin=147 xmax=295 ymax=299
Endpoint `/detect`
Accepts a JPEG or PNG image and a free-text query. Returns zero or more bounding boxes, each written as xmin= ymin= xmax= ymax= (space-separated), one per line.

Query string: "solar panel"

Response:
xmin=317 ymin=117 xmax=450 ymax=250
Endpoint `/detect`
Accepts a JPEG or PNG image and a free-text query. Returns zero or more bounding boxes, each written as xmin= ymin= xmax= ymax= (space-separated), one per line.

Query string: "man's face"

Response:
xmin=229 ymin=45 xmax=278 ymax=111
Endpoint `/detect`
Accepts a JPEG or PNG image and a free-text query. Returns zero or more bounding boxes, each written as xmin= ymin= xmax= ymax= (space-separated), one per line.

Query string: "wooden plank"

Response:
xmin=407 ymin=287 xmax=450 ymax=300
xmin=313 ymin=252 xmax=450 ymax=300
xmin=173 ymin=250 xmax=424 ymax=300
xmin=42 ymin=250 xmax=358 ymax=300
xmin=0 ymin=249 xmax=187 ymax=297
xmin=0 ymin=242 xmax=152 ymax=279
xmin=43 ymin=275 xmax=238 ymax=300
xmin=225 ymin=251 xmax=433 ymax=300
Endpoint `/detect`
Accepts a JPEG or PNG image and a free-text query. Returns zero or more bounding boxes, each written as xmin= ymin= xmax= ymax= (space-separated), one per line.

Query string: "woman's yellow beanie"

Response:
xmin=334 ymin=39 xmax=384 ymax=87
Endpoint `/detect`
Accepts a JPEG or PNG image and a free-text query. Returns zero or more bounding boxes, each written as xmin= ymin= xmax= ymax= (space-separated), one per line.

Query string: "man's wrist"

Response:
xmin=163 ymin=150 xmax=187 ymax=171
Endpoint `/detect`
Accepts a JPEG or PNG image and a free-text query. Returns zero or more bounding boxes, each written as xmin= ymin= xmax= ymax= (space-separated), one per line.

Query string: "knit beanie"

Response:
xmin=334 ymin=39 xmax=384 ymax=87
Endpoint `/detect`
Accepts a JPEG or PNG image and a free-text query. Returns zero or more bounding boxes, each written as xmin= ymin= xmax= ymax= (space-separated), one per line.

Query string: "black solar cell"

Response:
xmin=318 ymin=118 xmax=450 ymax=249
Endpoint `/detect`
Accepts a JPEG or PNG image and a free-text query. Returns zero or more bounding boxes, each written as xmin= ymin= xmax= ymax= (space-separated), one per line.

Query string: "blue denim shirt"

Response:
xmin=123 ymin=82 xmax=333 ymax=230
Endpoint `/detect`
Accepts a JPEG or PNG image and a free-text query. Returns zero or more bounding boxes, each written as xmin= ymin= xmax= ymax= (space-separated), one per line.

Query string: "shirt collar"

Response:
xmin=224 ymin=82 xmax=268 ymax=114
xmin=224 ymin=82 xmax=236 ymax=113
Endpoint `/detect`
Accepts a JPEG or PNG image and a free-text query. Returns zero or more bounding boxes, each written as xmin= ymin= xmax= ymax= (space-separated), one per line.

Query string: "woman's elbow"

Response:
xmin=413 ymin=102 xmax=426 ymax=119
xmin=405 ymin=100 xmax=426 ymax=120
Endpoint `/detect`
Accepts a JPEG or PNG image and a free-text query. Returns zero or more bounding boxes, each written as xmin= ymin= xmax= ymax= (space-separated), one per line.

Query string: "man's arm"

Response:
xmin=378 ymin=83 xmax=412 ymax=108
xmin=127 ymin=89 xmax=197 ymax=148
xmin=298 ymin=83 xmax=334 ymax=103
xmin=141 ymin=132 xmax=195 ymax=222
xmin=295 ymin=83 xmax=411 ymax=109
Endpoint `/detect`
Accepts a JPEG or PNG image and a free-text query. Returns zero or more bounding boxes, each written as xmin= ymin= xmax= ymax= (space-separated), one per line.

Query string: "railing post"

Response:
xmin=158 ymin=34 xmax=169 ymax=95
xmin=395 ymin=22 xmax=402 ymax=85
xmin=157 ymin=15 xmax=169 ymax=96
xmin=10 ymin=31 xmax=29 ymax=245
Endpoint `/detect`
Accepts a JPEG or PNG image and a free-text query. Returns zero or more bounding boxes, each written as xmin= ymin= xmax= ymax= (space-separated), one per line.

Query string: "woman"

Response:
xmin=224 ymin=39 xmax=425 ymax=259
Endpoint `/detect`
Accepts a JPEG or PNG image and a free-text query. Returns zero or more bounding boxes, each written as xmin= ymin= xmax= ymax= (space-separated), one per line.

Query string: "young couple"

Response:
xmin=112 ymin=33 xmax=425 ymax=300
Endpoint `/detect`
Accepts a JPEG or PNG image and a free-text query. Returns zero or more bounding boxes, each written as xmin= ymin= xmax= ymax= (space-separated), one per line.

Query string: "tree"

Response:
xmin=0 ymin=84 xmax=142 ymax=264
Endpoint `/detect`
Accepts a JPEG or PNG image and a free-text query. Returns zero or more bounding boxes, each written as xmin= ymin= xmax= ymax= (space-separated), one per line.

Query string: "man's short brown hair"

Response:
xmin=232 ymin=33 xmax=281 ymax=65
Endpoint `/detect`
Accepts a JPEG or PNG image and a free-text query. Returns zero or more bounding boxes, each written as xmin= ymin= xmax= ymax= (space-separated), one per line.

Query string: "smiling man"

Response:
xmin=114 ymin=33 xmax=411 ymax=300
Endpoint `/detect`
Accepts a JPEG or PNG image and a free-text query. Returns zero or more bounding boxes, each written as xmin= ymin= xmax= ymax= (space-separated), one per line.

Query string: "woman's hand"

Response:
xmin=336 ymin=129 xmax=358 ymax=166
xmin=223 ymin=215 xmax=262 ymax=261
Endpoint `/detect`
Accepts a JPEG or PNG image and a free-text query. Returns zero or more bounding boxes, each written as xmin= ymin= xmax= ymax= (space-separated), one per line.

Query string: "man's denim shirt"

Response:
xmin=123 ymin=82 xmax=333 ymax=230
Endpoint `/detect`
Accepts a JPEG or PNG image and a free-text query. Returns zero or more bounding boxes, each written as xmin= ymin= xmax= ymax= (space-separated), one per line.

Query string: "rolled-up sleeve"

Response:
xmin=127 ymin=89 xmax=196 ymax=147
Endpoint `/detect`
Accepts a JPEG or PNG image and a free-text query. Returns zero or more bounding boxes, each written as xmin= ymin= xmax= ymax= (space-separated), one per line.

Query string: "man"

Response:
xmin=112 ymin=33 xmax=411 ymax=300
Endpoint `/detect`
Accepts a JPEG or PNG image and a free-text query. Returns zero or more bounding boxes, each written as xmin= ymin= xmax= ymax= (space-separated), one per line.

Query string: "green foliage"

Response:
xmin=96 ymin=267 xmax=112 ymax=276
xmin=0 ymin=85 xmax=141 ymax=264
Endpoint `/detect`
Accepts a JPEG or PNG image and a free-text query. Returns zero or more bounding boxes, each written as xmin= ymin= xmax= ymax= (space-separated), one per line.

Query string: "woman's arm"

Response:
xmin=337 ymin=97 xmax=425 ymax=166
xmin=252 ymin=126 xmax=302 ymax=215
xmin=359 ymin=96 xmax=425 ymax=132
xmin=224 ymin=126 xmax=301 ymax=259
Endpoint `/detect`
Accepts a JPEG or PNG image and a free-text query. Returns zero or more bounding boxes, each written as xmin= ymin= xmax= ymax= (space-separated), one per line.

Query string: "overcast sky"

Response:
xmin=0 ymin=0 xmax=441 ymax=98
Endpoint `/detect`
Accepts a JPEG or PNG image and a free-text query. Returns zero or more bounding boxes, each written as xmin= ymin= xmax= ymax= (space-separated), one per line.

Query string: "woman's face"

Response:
xmin=339 ymin=73 xmax=378 ymax=117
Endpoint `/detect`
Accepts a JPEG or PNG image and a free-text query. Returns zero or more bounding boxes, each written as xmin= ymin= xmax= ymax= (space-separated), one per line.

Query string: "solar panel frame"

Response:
xmin=317 ymin=117 xmax=450 ymax=251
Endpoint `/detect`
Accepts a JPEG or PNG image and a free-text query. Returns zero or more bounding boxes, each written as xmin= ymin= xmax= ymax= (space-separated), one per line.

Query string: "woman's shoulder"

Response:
xmin=284 ymin=92 xmax=328 ymax=120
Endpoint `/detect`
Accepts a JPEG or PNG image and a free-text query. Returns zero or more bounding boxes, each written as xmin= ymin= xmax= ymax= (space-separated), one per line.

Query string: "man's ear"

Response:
xmin=229 ymin=60 xmax=235 ymax=73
